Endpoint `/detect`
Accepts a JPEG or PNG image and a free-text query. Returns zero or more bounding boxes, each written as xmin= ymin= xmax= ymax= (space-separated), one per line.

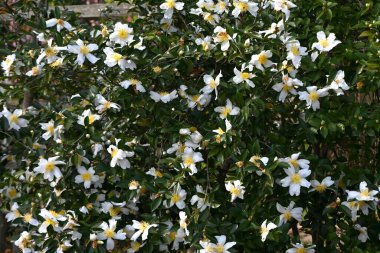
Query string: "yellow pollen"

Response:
xmin=221 ymin=107 xmax=231 ymax=118
xmin=296 ymin=247 xmax=307 ymax=253
xmin=166 ymin=0 xmax=176 ymax=8
xmin=178 ymin=143 xmax=185 ymax=153
xmin=155 ymin=170 xmax=163 ymax=178
xmin=258 ymin=53 xmax=267 ymax=65
xmin=57 ymin=19 xmax=65 ymax=26
xmin=109 ymin=207 xmax=121 ymax=217
xmin=139 ymin=221 xmax=149 ymax=231
xmin=315 ymin=184 xmax=327 ymax=193
xmin=230 ymin=186 xmax=241 ymax=196
xmin=23 ymin=213 xmax=32 ymax=222
xmin=171 ymin=193 xmax=181 ymax=203
xmin=47 ymin=124 xmax=54 ymax=134
xmin=215 ymin=244 xmax=225 ymax=253
xmin=283 ymin=211 xmax=292 ymax=221
xmin=130 ymin=79 xmax=139 ymax=85
xmin=132 ymin=241 xmax=141 ymax=250
xmin=105 ymin=229 xmax=115 ymax=238
xmin=104 ymin=101 xmax=111 ymax=109
xmin=217 ymin=32 xmax=229 ymax=42
xmin=117 ymin=29 xmax=129 ymax=40
xmin=46 ymin=218 xmax=57 ymax=226
xmin=192 ymin=95 xmax=200 ymax=102
xmin=111 ymin=53 xmax=122 ymax=61
xmin=31 ymin=67 xmax=39 ymax=75
xmin=169 ymin=231 xmax=177 ymax=241
xmin=8 ymin=188 xmax=17 ymax=198
xmin=81 ymin=172 xmax=91 ymax=181
xmin=289 ymin=159 xmax=299 ymax=169
xmin=10 ymin=114 xmax=19 ymax=123
xmin=45 ymin=47 xmax=56 ymax=57
xmin=183 ymin=156 xmax=194 ymax=166
xmin=202 ymin=41 xmax=210 ymax=51
xmin=320 ymin=39 xmax=329 ymax=48
xmin=204 ymin=13 xmax=214 ymax=22
xmin=159 ymin=91 xmax=169 ymax=96
xmin=360 ymin=189 xmax=369 ymax=198
xmin=309 ymin=91 xmax=319 ymax=102
xmin=80 ymin=45 xmax=89 ymax=55
xmin=88 ymin=114 xmax=95 ymax=124
xmin=291 ymin=46 xmax=300 ymax=56
xmin=241 ymin=72 xmax=251 ymax=80
xmin=237 ymin=3 xmax=249 ymax=12
xmin=45 ymin=162 xmax=55 ymax=172
xmin=111 ymin=148 xmax=119 ymax=158
xmin=291 ymin=173 xmax=301 ymax=184
xmin=129 ymin=180 xmax=140 ymax=189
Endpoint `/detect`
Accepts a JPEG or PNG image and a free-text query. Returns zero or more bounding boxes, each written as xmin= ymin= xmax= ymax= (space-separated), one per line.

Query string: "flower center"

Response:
xmin=309 ymin=91 xmax=319 ymax=102
xmin=57 ymin=19 xmax=65 ymax=26
xmin=320 ymin=39 xmax=329 ymax=48
xmin=105 ymin=229 xmax=115 ymax=238
xmin=109 ymin=207 xmax=121 ymax=217
xmin=45 ymin=162 xmax=55 ymax=172
xmin=104 ymin=101 xmax=111 ymax=109
xmin=283 ymin=211 xmax=292 ymax=221
xmin=10 ymin=114 xmax=19 ymax=123
xmin=241 ymin=72 xmax=251 ymax=80
xmin=45 ymin=47 xmax=56 ymax=57
xmin=31 ymin=67 xmax=40 ymax=75
xmin=296 ymin=248 xmax=307 ymax=253
xmin=111 ymin=148 xmax=119 ymax=158
xmin=46 ymin=218 xmax=57 ymax=226
xmin=132 ymin=242 xmax=141 ymax=250
xmin=184 ymin=156 xmax=194 ymax=166
xmin=360 ymin=189 xmax=369 ymax=198
xmin=80 ymin=45 xmax=89 ymax=55
xmin=215 ymin=244 xmax=225 ymax=253
xmin=217 ymin=32 xmax=229 ymax=42
xmin=88 ymin=114 xmax=95 ymax=124
xmin=23 ymin=213 xmax=32 ymax=222
xmin=81 ymin=172 xmax=91 ymax=181
xmin=291 ymin=46 xmax=300 ymax=56
xmin=291 ymin=173 xmax=301 ymax=184
xmin=47 ymin=125 xmax=55 ymax=134
xmin=8 ymin=188 xmax=17 ymax=198
xmin=289 ymin=159 xmax=299 ymax=169
xmin=139 ymin=221 xmax=149 ymax=231
xmin=202 ymin=41 xmax=210 ymax=51
xmin=315 ymin=184 xmax=327 ymax=193
xmin=171 ymin=193 xmax=181 ymax=203
xmin=209 ymin=79 xmax=217 ymax=89
xmin=230 ymin=186 xmax=241 ymax=196
xmin=258 ymin=53 xmax=267 ymax=65
xmin=237 ymin=2 xmax=249 ymax=12
xmin=221 ymin=107 xmax=231 ymax=118
xmin=117 ymin=29 xmax=129 ymax=40
xmin=155 ymin=170 xmax=163 ymax=177
xmin=166 ymin=0 xmax=176 ymax=8
xmin=111 ymin=53 xmax=122 ymax=61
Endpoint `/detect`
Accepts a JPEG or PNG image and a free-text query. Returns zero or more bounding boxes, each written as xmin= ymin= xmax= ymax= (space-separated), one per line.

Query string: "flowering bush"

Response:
xmin=1 ymin=0 xmax=380 ymax=252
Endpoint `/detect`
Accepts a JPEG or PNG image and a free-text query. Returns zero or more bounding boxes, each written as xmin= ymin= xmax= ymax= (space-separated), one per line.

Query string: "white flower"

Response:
xmin=103 ymin=47 xmax=136 ymax=70
xmin=178 ymin=211 xmax=189 ymax=236
xmin=233 ymin=66 xmax=256 ymax=88
xmin=214 ymin=99 xmax=240 ymax=119
xmin=97 ymin=219 xmax=127 ymax=251
xmin=276 ymin=201 xmax=303 ymax=226
xmin=1 ymin=54 xmax=16 ymax=76
xmin=329 ymin=70 xmax=349 ymax=95
xmin=225 ymin=180 xmax=245 ymax=202
xmin=271 ymin=0 xmax=296 ymax=20
xmin=67 ymin=39 xmax=99 ymax=66
xmin=213 ymin=119 xmax=232 ymax=137
xmin=120 ymin=79 xmax=146 ymax=92
xmin=77 ymin=109 xmax=101 ymax=126
xmin=26 ymin=64 xmax=44 ymax=76
xmin=160 ymin=18 xmax=178 ymax=33
xmin=286 ymin=243 xmax=315 ymax=253
xmin=109 ymin=22 xmax=134 ymax=46
xmin=40 ymin=120 xmax=64 ymax=141
xmin=14 ymin=231 xmax=33 ymax=252
xmin=232 ymin=0 xmax=258 ymax=18
xmin=107 ymin=145 xmax=134 ymax=169
xmin=278 ymin=152 xmax=310 ymax=170
xmin=346 ymin=181 xmax=379 ymax=202
xmin=199 ymin=239 xmax=217 ymax=253
xmin=167 ymin=185 xmax=187 ymax=209
xmin=131 ymin=220 xmax=158 ymax=241
xmin=2 ymin=107 xmax=29 ymax=130
xmin=286 ymin=40 xmax=308 ymax=69
xmin=146 ymin=167 xmax=164 ymax=178
xmin=354 ymin=224 xmax=369 ymax=243
xmin=95 ymin=94 xmax=120 ymax=113
xmin=258 ymin=20 xmax=284 ymax=39
xmin=195 ymin=36 xmax=215 ymax=51
xmin=341 ymin=201 xmax=369 ymax=222
xmin=150 ymin=90 xmax=178 ymax=103
xmin=214 ymin=235 xmax=236 ymax=253
xmin=38 ymin=209 xmax=66 ymax=233
xmin=260 ymin=220 xmax=277 ymax=242
xmin=213 ymin=26 xmax=232 ymax=51
xmin=310 ymin=176 xmax=334 ymax=193
xmin=46 ymin=18 xmax=72 ymax=32
xmin=101 ymin=201 xmax=130 ymax=219
xmin=5 ymin=202 xmax=21 ymax=222
xmin=34 ymin=156 xmax=65 ymax=182
xmin=312 ymin=31 xmax=341 ymax=52
xmin=280 ymin=167 xmax=311 ymax=196
xmin=200 ymin=71 xmax=222 ymax=99
xmin=203 ymin=12 xmax=220 ymax=26
xmin=214 ymin=0 xmax=230 ymax=14
xmin=250 ymin=50 xmax=274 ymax=72
xmin=187 ymin=93 xmax=211 ymax=110
xmin=160 ymin=0 xmax=184 ymax=19
xmin=181 ymin=147 xmax=204 ymax=175
xmin=272 ymin=75 xmax=303 ymax=102
xmin=299 ymin=86 xmax=329 ymax=111
xmin=36 ymin=39 xmax=66 ymax=64
xmin=75 ymin=166 xmax=99 ymax=189
xmin=190 ymin=185 xmax=209 ymax=212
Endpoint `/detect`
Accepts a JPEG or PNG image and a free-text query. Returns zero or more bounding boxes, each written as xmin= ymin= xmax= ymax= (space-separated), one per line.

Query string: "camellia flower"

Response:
xmin=107 ymin=145 xmax=134 ymax=169
xmin=150 ymin=90 xmax=178 ymax=103
xmin=26 ymin=64 xmax=44 ymax=76
xmin=14 ymin=231 xmax=33 ymax=252
xmin=213 ymin=26 xmax=232 ymax=51
xmin=199 ymin=239 xmax=217 ymax=253
xmin=354 ymin=224 xmax=369 ymax=243
xmin=225 ymin=180 xmax=245 ymax=202
xmin=130 ymin=220 xmax=158 ymax=241
xmin=272 ymin=75 xmax=303 ymax=102
xmin=109 ymin=22 xmax=134 ymax=46
xmin=36 ymin=39 xmax=66 ymax=64
xmin=260 ymin=220 xmax=277 ymax=242
xmin=160 ymin=0 xmax=184 ymax=19
xmin=214 ymin=0 xmax=230 ymax=14
xmin=232 ymin=0 xmax=258 ymax=18
xmin=97 ymin=219 xmax=127 ymax=251
xmin=214 ymin=99 xmax=240 ymax=119
xmin=286 ymin=40 xmax=307 ymax=69
xmin=258 ymin=20 xmax=284 ymax=39
xmin=103 ymin=47 xmax=136 ymax=71
xmin=271 ymin=0 xmax=296 ymax=20
xmin=34 ymin=156 xmax=65 ymax=182
xmin=250 ymin=50 xmax=274 ymax=71
xmin=2 ymin=107 xmax=29 ymax=131
xmin=341 ymin=200 xmax=369 ymax=222
xmin=195 ymin=36 xmax=215 ymax=51
xmin=279 ymin=152 xmax=310 ymax=170
xmin=214 ymin=235 xmax=236 ymax=253
xmin=46 ymin=18 xmax=72 ymax=31
xmin=312 ymin=31 xmax=341 ymax=52
xmin=181 ymin=147 xmax=204 ymax=175
xmin=120 ymin=79 xmax=146 ymax=93
xmin=346 ymin=181 xmax=379 ymax=202
xmin=286 ymin=243 xmax=315 ymax=253
xmin=178 ymin=211 xmax=189 ymax=236
xmin=1 ymin=54 xmax=16 ymax=76
xmin=276 ymin=201 xmax=303 ymax=226
xmin=75 ymin=166 xmax=99 ymax=189
xmin=167 ymin=185 xmax=187 ymax=209
xmin=77 ymin=109 xmax=101 ymax=126
xmin=329 ymin=70 xmax=349 ymax=95
xmin=40 ymin=120 xmax=64 ymax=141
xmin=233 ymin=66 xmax=256 ymax=88
xmin=67 ymin=39 xmax=99 ymax=66
xmin=298 ymin=86 xmax=329 ymax=111
xmin=146 ymin=167 xmax=164 ymax=178
xmin=202 ymin=12 xmax=220 ymax=26
xmin=280 ymin=167 xmax=311 ymax=196
xmin=38 ymin=209 xmax=66 ymax=233
xmin=310 ymin=176 xmax=334 ymax=193
xmin=200 ymin=71 xmax=222 ymax=99
xmin=94 ymin=94 xmax=120 ymax=113
xmin=190 ymin=185 xmax=209 ymax=212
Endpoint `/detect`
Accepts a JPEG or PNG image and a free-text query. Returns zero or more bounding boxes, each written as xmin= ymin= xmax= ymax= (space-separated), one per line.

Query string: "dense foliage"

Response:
xmin=1 ymin=0 xmax=380 ymax=252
